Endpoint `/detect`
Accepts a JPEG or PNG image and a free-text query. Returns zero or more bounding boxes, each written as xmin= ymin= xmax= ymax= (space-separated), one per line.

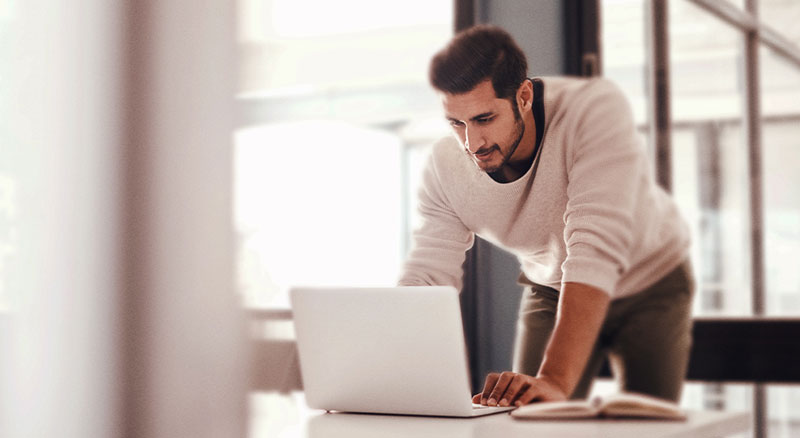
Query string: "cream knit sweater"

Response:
xmin=399 ymin=77 xmax=690 ymax=300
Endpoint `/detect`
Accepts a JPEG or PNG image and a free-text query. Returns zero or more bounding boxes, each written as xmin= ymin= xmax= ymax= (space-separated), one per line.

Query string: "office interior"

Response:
xmin=1 ymin=0 xmax=798 ymax=437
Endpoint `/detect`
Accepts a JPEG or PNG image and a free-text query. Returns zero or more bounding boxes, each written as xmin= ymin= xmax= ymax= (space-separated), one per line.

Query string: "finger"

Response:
xmin=487 ymin=372 xmax=516 ymax=406
xmin=510 ymin=381 xmax=532 ymax=406
xmin=480 ymin=373 xmax=500 ymax=405
xmin=499 ymin=374 xmax=530 ymax=407
xmin=515 ymin=384 xmax=542 ymax=406
xmin=472 ymin=393 xmax=482 ymax=404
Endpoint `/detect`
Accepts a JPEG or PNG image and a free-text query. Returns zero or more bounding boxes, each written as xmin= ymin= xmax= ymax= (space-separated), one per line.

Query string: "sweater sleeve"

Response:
xmin=560 ymin=79 xmax=642 ymax=295
xmin=398 ymin=150 xmax=474 ymax=292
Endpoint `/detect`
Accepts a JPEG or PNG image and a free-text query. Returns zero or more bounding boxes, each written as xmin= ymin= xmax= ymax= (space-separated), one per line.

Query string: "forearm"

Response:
xmin=536 ymin=281 xmax=610 ymax=397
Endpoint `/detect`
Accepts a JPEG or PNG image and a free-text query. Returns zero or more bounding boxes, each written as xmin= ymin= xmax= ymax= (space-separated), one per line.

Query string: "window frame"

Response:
xmin=596 ymin=1 xmax=800 ymax=436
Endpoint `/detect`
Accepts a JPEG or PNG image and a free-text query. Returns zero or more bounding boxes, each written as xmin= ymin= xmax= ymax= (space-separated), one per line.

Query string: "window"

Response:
xmin=668 ymin=0 xmax=754 ymax=316
xmin=239 ymin=3 xmax=455 ymax=434
xmin=760 ymin=44 xmax=800 ymax=316
xmin=602 ymin=0 xmax=800 ymax=436
xmin=234 ymin=0 xmax=453 ymax=309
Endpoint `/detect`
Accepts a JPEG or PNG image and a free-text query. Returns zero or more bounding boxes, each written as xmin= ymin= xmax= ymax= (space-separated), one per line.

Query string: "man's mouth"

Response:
xmin=473 ymin=146 xmax=498 ymax=161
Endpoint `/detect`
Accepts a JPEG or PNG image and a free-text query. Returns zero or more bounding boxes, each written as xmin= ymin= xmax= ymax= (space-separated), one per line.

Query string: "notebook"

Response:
xmin=290 ymin=286 xmax=514 ymax=417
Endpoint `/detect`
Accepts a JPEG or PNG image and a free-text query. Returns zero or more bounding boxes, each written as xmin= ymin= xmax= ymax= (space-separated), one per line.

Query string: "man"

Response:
xmin=398 ymin=25 xmax=693 ymax=407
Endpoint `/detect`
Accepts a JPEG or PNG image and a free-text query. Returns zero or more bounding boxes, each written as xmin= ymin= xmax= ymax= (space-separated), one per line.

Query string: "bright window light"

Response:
xmin=235 ymin=121 xmax=403 ymax=308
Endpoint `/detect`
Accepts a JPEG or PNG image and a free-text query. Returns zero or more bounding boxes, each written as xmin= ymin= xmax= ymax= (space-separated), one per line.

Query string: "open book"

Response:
xmin=510 ymin=392 xmax=686 ymax=420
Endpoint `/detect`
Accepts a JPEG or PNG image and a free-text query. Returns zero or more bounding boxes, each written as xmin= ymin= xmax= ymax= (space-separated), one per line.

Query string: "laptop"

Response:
xmin=290 ymin=286 xmax=515 ymax=417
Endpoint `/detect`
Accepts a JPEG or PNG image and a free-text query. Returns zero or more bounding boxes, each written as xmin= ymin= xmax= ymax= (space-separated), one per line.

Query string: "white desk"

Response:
xmin=250 ymin=392 xmax=751 ymax=438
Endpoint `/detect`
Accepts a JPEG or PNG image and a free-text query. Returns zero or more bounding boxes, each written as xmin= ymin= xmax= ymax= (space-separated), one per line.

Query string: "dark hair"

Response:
xmin=429 ymin=25 xmax=528 ymax=101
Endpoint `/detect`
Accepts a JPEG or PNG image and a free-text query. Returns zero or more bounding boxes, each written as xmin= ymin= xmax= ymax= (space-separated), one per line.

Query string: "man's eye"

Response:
xmin=477 ymin=118 xmax=493 ymax=124
xmin=450 ymin=120 xmax=464 ymax=127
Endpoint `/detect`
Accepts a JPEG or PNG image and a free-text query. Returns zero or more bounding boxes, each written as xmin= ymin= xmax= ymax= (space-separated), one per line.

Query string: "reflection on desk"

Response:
xmin=307 ymin=410 xmax=751 ymax=438
xmin=249 ymin=392 xmax=751 ymax=438
xmin=310 ymin=413 xmax=479 ymax=438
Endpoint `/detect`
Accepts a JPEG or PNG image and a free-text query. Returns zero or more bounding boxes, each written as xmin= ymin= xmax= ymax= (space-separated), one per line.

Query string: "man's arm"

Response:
xmin=399 ymin=145 xmax=474 ymax=290
xmin=473 ymin=282 xmax=610 ymax=406
xmin=474 ymin=80 xmax=637 ymax=406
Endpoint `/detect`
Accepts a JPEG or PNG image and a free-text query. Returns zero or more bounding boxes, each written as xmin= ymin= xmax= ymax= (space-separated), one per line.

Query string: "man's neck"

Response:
xmin=490 ymin=153 xmax=535 ymax=183
xmin=490 ymin=111 xmax=538 ymax=183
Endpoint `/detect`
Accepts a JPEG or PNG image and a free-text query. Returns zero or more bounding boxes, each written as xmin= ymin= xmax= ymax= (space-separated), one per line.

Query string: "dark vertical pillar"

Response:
xmin=563 ymin=0 xmax=602 ymax=76
xmin=646 ymin=0 xmax=673 ymax=192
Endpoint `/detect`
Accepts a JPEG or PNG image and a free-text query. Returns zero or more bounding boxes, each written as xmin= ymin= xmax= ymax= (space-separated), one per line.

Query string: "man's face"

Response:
xmin=442 ymin=80 xmax=524 ymax=174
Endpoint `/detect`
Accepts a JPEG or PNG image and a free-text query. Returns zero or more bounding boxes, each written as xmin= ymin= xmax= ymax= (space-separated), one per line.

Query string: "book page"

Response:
xmin=511 ymin=400 xmax=600 ymax=419
xmin=598 ymin=393 xmax=686 ymax=420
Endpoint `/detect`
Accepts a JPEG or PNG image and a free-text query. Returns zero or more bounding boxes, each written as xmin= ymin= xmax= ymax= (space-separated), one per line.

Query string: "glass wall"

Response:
xmin=760 ymin=45 xmax=800 ymax=316
xmin=602 ymin=0 xmax=800 ymax=436
xmin=234 ymin=0 xmax=453 ymax=309
xmin=670 ymin=0 xmax=754 ymax=316
xmin=238 ymin=2 xmax=453 ymax=436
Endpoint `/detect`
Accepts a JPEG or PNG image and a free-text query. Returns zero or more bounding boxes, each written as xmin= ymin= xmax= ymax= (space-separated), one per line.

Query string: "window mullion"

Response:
xmin=689 ymin=0 xmax=800 ymax=69
xmin=646 ymin=0 xmax=672 ymax=192
xmin=743 ymin=0 xmax=765 ymax=318
xmin=743 ymin=2 xmax=767 ymax=438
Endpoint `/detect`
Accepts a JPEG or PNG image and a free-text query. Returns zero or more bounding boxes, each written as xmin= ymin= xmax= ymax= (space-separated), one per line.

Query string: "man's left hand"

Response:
xmin=471 ymin=371 xmax=568 ymax=407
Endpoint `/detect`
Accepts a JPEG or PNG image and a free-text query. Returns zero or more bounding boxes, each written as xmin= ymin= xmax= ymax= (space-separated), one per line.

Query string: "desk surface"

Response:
xmin=251 ymin=392 xmax=751 ymax=438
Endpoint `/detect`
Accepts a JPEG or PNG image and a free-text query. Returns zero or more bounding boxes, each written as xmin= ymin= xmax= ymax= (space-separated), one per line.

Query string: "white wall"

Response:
xmin=1 ymin=1 xmax=124 ymax=436
xmin=1 ymin=1 xmax=248 ymax=437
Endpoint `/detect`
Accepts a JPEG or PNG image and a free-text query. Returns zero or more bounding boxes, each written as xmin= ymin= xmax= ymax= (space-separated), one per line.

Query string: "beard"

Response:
xmin=479 ymin=117 xmax=525 ymax=174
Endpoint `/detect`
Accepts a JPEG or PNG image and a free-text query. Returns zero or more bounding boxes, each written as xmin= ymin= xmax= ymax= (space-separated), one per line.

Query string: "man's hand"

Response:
xmin=470 ymin=282 xmax=611 ymax=407
xmin=471 ymin=372 xmax=568 ymax=407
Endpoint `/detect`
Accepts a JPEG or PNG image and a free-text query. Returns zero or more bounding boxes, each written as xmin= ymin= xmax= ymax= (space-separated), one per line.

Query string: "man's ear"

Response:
xmin=516 ymin=79 xmax=533 ymax=112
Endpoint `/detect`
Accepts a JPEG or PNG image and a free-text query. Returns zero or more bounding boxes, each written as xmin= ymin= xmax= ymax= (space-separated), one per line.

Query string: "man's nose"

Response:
xmin=465 ymin=126 xmax=486 ymax=153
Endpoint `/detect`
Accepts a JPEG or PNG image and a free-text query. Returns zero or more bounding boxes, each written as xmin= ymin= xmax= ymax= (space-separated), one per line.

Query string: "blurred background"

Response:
xmin=1 ymin=0 xmax=799 ymax=437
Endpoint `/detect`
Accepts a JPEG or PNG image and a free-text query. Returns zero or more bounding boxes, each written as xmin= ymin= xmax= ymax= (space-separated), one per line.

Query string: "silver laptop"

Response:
xmin=290 ymin=286 xmax=515 ymax=417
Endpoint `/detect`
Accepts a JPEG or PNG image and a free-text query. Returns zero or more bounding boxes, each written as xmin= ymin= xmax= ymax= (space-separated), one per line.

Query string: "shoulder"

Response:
xmin=540 ymin=77 xmax=634 ymax=135
xmin=540 ymin=76 xmax=628 ymax=110
xmin=430 ymin=135 xmax=461 ymax=159
xmin=420 ymin=136 xmax=480 ymax=196
xmin=428 ymin=136 xmax=471 ymax=177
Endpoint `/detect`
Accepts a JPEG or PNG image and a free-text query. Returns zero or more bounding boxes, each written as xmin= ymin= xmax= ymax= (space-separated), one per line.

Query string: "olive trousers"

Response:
xmin=512 ymin=261 xmax=695 ymax=402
